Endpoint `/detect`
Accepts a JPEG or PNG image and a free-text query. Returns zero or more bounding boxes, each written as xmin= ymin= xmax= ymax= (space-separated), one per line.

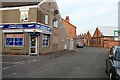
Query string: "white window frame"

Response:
xmin=5 ymin=33 xmax=24 ymax=47
xmin=42 ymin=34 xmax=49 ymax=47
xmin=45 ymin=14 xmax=49 ymax=24
xmin=20 ymin=8 xmax=29 ymax=22
xmin=53 ymin=18 xmax=58 ymax=28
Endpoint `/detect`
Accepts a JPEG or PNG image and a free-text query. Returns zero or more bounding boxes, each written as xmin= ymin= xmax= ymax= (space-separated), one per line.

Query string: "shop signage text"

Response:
xmin=0 ymin=23 xmax=51 ymax=32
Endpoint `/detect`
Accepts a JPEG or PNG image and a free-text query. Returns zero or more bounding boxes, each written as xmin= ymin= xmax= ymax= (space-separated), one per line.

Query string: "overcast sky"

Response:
xmin=56 ymin=0 xmax=120 ymax=35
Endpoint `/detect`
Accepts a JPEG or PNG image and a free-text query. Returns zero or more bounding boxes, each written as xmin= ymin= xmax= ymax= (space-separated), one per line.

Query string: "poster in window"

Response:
xmin=6 ymin=38 xmax=14 ymax=46
xmin=15 ymin=38 xmax=23 ymax=46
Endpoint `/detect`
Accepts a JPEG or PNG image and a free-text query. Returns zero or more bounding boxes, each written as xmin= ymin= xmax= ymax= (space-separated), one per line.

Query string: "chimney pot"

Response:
xmin=65 ymin=16 xmax=69 ymax=22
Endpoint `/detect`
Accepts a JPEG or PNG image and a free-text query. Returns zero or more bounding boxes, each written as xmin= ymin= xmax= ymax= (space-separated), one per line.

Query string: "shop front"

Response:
xmin=1 ymin=22 xmax=52 ymax=55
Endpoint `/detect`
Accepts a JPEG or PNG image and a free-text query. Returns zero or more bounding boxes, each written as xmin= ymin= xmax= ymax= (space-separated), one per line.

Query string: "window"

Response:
xmin=43 ymin=35 xmax=49 ymax=47
xmin=53 ymin=18 xmax=58 ymax=28
xmin=99 ymin=39 xmax=101 ymax=44
xmin=5 ymin=34 xmax=23 ymax=46
xmin=20 ymin=10 xmax=28 ymax=21
xmin=45 ymin=14 xmax=49 ymax=24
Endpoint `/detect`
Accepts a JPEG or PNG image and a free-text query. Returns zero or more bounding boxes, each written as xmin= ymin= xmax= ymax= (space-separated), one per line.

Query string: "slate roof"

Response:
xmin=0 ymin=0 xmax=43 ymax=8
xmin=88 ymin=28 xmax=96 ymax=37
xmin=97 ymin=26 xmax=118 ymax=36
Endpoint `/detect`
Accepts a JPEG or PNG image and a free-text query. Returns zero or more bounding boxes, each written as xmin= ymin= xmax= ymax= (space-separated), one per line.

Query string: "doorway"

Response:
xmin=29 ymin=36 xmax=38 ymax=55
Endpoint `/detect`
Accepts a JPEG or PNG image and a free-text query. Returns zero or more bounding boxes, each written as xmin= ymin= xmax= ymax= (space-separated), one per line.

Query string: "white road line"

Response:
xmin=0 ymin=62 xmax=14 ymax=64
xmin=2 ymin=66 xmax=10 ymax=70
xmin=6 ymin=72 xmax=16 ymax=76
xmin=14 ymin=62 xmax=20 ymax=64
xmin=32 ymin=60 xmax=37 ymax=62
xmin=21 ymin=61 xmax=25 ymax=63
xmin=12 ymin=65 xmax=16 ymax=67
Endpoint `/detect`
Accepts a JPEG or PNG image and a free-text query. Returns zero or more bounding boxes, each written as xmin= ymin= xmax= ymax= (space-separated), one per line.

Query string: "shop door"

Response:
xmin=30 ymin=36 xmax=38 ymax=55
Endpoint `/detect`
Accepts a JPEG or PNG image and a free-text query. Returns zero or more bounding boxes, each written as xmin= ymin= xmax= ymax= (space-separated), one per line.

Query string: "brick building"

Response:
xmin=62 ymin=16 xmax=77 ymax=50
xmin=86 ymin=31 xmax=92 ymax=46
xmin=0 ymin=0 xmax=69 ymax=55
xmin=77 ymin=33 xmax=86 ymax=46
xmin=89 ymin=26 xmax=120 ymax=48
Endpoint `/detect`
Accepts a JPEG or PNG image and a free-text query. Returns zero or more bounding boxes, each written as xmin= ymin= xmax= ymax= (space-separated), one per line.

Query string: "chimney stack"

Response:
xmin=65 ymin=16 xmax=69 ymax=22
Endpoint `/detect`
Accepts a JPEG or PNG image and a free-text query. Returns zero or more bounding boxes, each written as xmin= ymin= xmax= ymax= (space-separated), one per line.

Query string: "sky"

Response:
xmin=56 ymin=0 xmax=120 ymax=35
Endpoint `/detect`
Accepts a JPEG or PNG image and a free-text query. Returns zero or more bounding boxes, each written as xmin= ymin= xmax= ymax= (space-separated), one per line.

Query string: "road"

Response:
xmin=2 ymin=47 xmax=109 ymax=79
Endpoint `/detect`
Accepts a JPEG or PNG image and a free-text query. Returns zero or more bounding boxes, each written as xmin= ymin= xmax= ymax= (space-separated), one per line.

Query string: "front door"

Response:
xmin=30 ymin=36 xmax=37 ymax=55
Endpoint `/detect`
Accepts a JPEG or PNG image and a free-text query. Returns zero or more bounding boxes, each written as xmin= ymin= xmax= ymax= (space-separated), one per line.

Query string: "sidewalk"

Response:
xmin=2 ymin=49 xmax=77 ymax=63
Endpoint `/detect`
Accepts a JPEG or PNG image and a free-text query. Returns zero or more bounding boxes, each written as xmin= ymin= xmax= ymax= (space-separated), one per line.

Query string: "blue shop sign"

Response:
xmin=36 ymin=24 xmax=51 ymax=32
xmin=0 ymin=23 xmax=51 ymax=32
xmin=30 ymin=32 xmax=40 ymax=36
xmin=1 ymin=24 xmax=36 ymax=29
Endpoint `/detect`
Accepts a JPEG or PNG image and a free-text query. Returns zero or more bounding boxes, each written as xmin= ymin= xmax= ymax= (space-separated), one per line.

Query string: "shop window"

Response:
xmin=53 ymin=18 xmax=58 ymax=28
xmin=43 ymin=35 xmax=49 ymax=47
xmin=45 ymin=14 xmax=49 ymax=24
xmin=5 ymin=34 xmax=23 ymax=46
xmin=20 ymin=10 xmax=28 ymax=21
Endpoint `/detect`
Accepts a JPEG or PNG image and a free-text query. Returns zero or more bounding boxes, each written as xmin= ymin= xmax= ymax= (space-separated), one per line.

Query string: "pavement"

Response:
xmin=2 ymin=47 xmax=109 ymax=79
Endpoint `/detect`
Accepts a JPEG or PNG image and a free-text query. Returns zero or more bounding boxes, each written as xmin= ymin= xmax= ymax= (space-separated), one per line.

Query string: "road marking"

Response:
xmin=21 ymin=61 xmax=25 ymax=63
xmin=6 ymin=72 xmax=16 ymax=76
xmin=0 ymin=62 xmax=14 ymax=64
xmin=14 ymin=62 xmax=20 ymax=64
xmin=12 ymin=65 xmax=16 ymax=67
xmin=32 ymin=60 xmax=37 ymax=62
xmin=20 ymin=62 xmax=23 ymax=64
xmin=2 ymin=66 xmax=10 ymax=70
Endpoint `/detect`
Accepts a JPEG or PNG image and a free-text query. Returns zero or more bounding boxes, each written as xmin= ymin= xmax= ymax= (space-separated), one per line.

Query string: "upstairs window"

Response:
xmin=53 ymin=18 xmax=58 ymax=28
xmin=45 ymin=14 xmax=49 ymax=24
xmin=20 ymin=8 xmax=29 ymax=21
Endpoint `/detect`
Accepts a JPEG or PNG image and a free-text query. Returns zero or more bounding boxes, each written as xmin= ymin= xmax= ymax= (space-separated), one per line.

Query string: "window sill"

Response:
xmin=54 ymin=26 xmax=58 ymax=29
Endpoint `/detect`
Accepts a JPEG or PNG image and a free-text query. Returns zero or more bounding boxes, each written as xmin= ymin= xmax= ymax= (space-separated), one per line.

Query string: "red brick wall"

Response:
xmin=62 ymin=19 xmax=76 ymax=40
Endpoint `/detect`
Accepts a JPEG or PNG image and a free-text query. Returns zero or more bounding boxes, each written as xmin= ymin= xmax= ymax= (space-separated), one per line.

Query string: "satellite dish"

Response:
xmin=54 ymin=10 xmax=59 ymax=15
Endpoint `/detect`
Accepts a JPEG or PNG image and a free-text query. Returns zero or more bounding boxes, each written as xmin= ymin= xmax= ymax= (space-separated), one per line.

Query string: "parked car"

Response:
xmin=76 ymin=43 xmax=84 ymax=48
xmin=106 ymin=46 xmax=120 ymax=80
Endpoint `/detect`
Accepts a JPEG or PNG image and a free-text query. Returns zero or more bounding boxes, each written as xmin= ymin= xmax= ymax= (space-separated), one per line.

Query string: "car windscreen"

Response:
xmin=78 ymin=44 xmax=83 ymax=46
xmin=115 ymin=50 xmax=120 ymax=61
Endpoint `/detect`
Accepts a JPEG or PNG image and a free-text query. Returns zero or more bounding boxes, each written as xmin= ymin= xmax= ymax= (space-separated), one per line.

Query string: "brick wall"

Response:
xmin=62 ymin=18 xmax=76 ymax=40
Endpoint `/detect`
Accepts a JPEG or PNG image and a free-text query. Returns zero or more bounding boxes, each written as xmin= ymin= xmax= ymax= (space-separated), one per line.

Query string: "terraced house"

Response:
xmin=62 ymin=16 xmax=77 ymax=50
xmin=0 ymin=0 xmax=69 ymax=55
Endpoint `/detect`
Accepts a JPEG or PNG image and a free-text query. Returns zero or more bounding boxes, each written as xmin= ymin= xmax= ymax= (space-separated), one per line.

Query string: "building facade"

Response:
xmin=86 ymin=31 xmax=92 ymax=46
xmin=89 ymin=26 xmax=120 ymax=48
xmin=0 ymin=1 xmax=69 ymax=55
xmin=62 ymin=16 xmax=77 ymax=50
xmin=77 ymin=33 xmax=86 ymax=46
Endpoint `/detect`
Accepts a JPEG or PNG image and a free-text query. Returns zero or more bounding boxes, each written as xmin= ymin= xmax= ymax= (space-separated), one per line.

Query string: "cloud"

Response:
xmin=56 ymin=0 xmax=120 ymax=35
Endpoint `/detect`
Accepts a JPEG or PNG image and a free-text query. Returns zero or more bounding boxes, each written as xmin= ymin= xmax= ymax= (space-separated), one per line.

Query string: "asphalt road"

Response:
xmin=2 ymin=47 xmax=109 ymax=78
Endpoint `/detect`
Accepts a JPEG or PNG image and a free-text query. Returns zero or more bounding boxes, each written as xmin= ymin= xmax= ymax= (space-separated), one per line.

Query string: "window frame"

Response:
xmin=42 ymin=34 xmax=49 ymax=47
xmin=20 ymin=10 xmax=29 ymax=22
xmin=45 ymin=14 xmax=49 ymax=24
xmin=5 ymin=33 xmax=24 ymax=47
xmin=53 ymin=18 xmax=59 ymax=28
